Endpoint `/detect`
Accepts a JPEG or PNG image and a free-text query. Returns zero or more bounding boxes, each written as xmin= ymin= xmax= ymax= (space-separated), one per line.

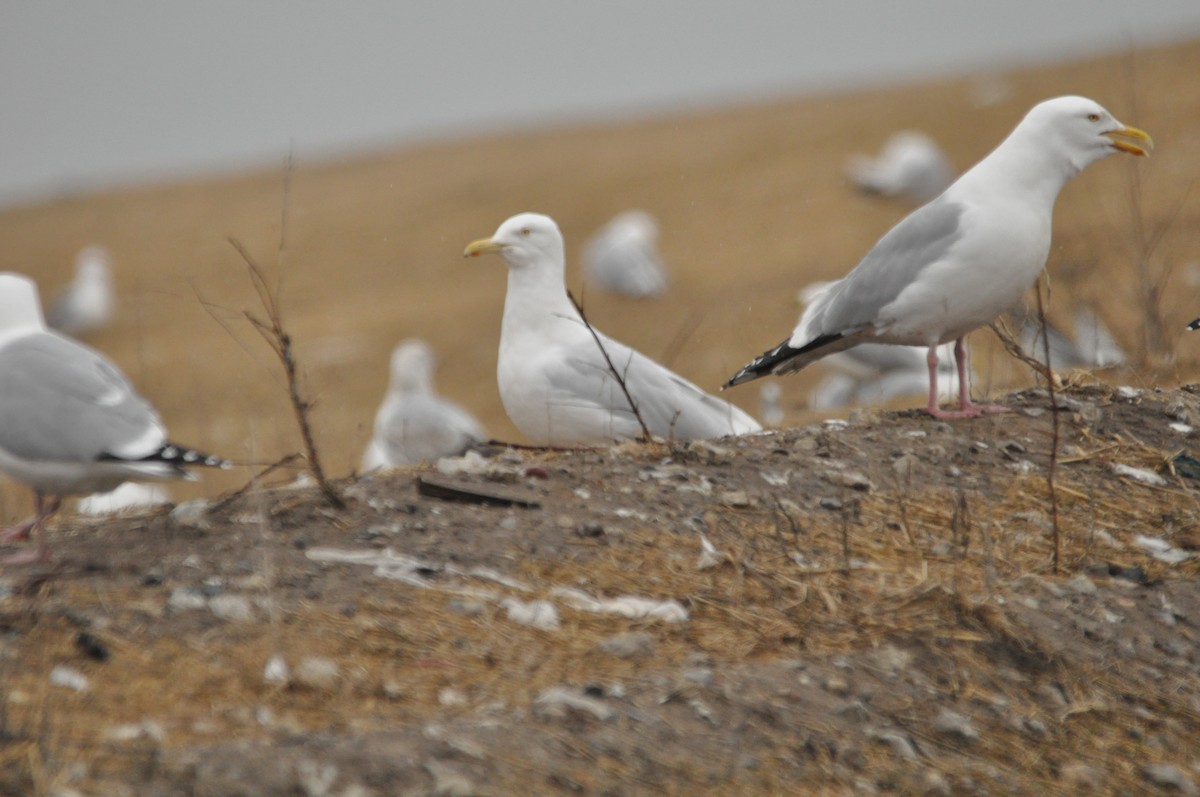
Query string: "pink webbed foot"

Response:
xmin=926 ymin=401 xmax=1011 ymax=420
xmin=0 ymin=517 xmax=37 ymax=543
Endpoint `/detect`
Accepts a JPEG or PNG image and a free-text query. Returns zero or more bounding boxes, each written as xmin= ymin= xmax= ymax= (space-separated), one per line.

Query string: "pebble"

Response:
xmin=502 ymin=598 xmax=560 ymax=631
xmin=294 ymin=656 xmax=340 ymax=691
xmin=533 ymin=686 xmax=614 ymax=721
xmin=169 ymin=498 xmax=213 ymax=530
xmin=1067 ymin=574 xmax=1097 ymax=595
xmin=867 ymin=728 xmax=918 ymax=761
xmin=1116 ymin=386 xmax=1143 ymax=400
xmin=49 ymin=665 xmax=89 ymax=692
xmin=932 ymin=707 xmax=979 ymax=742
xmin=208 ymin=594 xmax=254 ymax=623
xmin=719 ymin=490 xmax=752 ymax=508
xmin=263 ymin=654 xmax=290 ymax=685
xmin=167 ymin=587 xmax=209 ymax=612
xmin=1060 ymin=762 xmax=1105 ymax=791
xmin=425 ymin=760 xmax=478 ymax=797
xmin=823 ymin=674 xmax=851 ymax=697
xmin=446 ymin=599 xmax=487 ymax=617
xmin=835 ymin=700 xmax=871 ymax=723
xmin=1142 ymin=763 xmax=1198 ymax=795
xmin=598 ymin=631 xmax=655 ymax=659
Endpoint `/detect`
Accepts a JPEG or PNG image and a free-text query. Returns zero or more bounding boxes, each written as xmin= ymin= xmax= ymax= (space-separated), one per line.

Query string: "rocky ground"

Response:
xmin=2 ymin=382 xmax=1200 ymax=796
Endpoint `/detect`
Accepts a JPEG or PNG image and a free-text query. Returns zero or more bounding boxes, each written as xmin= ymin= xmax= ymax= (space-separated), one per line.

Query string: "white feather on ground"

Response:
xmin=465 ymin=213 xmax=760 ymax=445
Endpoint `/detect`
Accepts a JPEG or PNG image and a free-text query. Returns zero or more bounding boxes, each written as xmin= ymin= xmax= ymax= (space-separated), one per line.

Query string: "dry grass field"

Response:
xmin=1 ymin=37 xmax=1199 ymax=797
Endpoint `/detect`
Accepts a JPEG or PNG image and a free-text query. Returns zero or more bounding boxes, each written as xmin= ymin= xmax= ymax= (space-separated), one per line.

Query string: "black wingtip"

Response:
xmin=102 ymin=443 xmax=233 ymax=470
xmin=725 ymin=332 xmax=845 ymax=389
xmin=1187 ymin=318 xmax=1200 ymax=331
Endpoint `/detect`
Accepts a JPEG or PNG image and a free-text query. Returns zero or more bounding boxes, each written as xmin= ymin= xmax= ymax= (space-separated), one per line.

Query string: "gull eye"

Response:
xmin=520 ymin=228 xmax=532 ymax=236
xmin=1087 ymin=113 xmax=1101 ymax=122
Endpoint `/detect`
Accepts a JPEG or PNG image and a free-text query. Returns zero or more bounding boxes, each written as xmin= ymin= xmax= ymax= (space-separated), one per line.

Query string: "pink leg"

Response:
xmin=1 ymin=494 xmax=61 ymax=566
xmin=926 ymin=338 xmax=1010 ymax=420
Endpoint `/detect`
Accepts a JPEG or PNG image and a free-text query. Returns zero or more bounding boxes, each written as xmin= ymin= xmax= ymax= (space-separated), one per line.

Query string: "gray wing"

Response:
xmin=802 ymin=198 xmax=965 ymax=339
xmin=0 ymin=332 xmax=164 ymax=462
xmin=546 ymin=333 xmax=760 ymax=440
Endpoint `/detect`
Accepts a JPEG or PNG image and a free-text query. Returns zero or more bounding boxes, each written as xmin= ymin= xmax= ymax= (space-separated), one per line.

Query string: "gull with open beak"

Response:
xmin=725 ymin=96 xmax=1152 ymax=419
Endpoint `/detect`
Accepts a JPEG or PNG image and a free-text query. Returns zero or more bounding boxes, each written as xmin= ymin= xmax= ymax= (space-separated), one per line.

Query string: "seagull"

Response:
xmin=798 ymin=281 xmax=956 ymax=409
xmin=1012 ymin=304 xmax=1126 ymax=369
xmin=0 ymin=273 xmax=229 ymax=564
xmin=465 ymin=213 xmax=761 ymax=445
xmin=581 ymin=210 xmax=669 ymax=298
xmin=361 ymin=338 xmax=487 ymax=471
xmin=725 ymin=96 xmax=1152 ymax=419
xmin=845 ymin=131 xmax=955 ymax=204
xmin=47 ymin=245 xmax=116 ymax=337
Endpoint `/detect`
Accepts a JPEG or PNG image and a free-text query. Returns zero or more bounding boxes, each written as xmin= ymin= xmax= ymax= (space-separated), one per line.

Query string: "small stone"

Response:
xmin=920 ymin=768 xmax=953 ymax=797
xmin=294 ymin=656 xmax=340 ymax=691
xmin=1142 ymin=763 xmax=1198 ymax=795
xmin=1112 ymin=463 xmax=1168 ymax=487
xmin=835 ymin=700 xmax=871 ymax=723
xmin=169 ymin=499 xmax=213 ymax=530
xmin=598 ymin=631 xmax=654 ymax=659
xmin=1061 ymin=762 xmax=1105 ymax=791
xmin=167 ymin=587 xmax=209 ymax=612
xmin=932 ymin=707 xmax=978 ymax=742
xmin=49 ymin=665 xmax=89 ymax=692
xmin=533 ymin=686 xmax=614 ymax=721
xmin=263 ymin=654 xmax=290 ymax=685
xmin=682 ymin=668 xmax=714 ymax=687
xmin=1116 ymin=386 xmax=1143 ymax=401
xmin=823 ymin=674 xmax=851 ymax=697
xmin=868 ymin=728 xmax=918 ymax=761
xmin=208 ymin=594 xmax=254 ymax=623
xmin=425 ymin=760 xmax=478 ymax=797
xmin=1067 ymin=574 xmax=1097 ymax=595
xmin=502 ymin=598 xmax=560 ymax=631
xmin=438 ymin=688 xmax=468 ymax=707
xmin=719 ymin=490 xmax=752 ymax=508
xmin=819 ymin=497 xmax=843 ymax=511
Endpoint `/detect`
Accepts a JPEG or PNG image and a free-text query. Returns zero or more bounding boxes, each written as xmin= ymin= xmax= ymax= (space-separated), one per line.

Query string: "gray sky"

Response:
xmin=2 ymin=0 xmax=1198 ymax=206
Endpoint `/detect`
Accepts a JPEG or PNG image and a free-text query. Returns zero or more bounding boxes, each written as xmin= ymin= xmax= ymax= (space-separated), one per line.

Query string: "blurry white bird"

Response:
xmin=465 ymin=213 xmax=760 ymax=445
xmin=47 ymin=245 xmax=116 ymax=337
xmin=1012 ymin=305 xmax=1127 ymax=369
xmin=361 ymin=339 xmax=487 ymax=471
xmin=727 ymin=96 xmax=1152 ymax=419
xmin=846 ymin=131 xmax=955 ymax=204
xmin=0 ymin=273 xmax=228 ymax=564
xmin=758 ymin=383 xmax=785 ymax=426
xmin=581 ymin=210 xmax=668 ymax=298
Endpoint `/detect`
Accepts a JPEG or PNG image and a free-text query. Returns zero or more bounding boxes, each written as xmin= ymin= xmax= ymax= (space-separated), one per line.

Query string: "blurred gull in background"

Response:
xmin=582 ymin=210 xmax=668 ymax=298
xmin=361 ymin=339 xmax=487 ymax=471
xmin=78 ymin=482 xmax=171 ymax=516
xmin=845 ymin=131 xmax=954 ymax=204
xmin=47 ymin=245 xmax=116 ymax=338
xmin=1012 ymin=304 xmax=1127 ymax=368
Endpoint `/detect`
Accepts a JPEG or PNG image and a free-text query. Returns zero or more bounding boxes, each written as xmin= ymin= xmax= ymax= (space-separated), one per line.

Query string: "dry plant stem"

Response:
xmin=987 ymin=319 xmax=1055 ymax=387
xmin=1036 ymin=281 xmax=1062 ymax=573
xmin=566 ymin=289 xmax=653 ymax=442
xmin=211 ymin=453 xmax=304 ymax=513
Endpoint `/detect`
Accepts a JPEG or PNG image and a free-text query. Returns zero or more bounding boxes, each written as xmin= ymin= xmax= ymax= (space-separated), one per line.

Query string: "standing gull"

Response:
xmin=581 ymin=210 xmax=669 ymax=298
xmin=725 ymin=96 xmax=1152 ymax=419
xmin=465 ymin=213 xmax=760 ymax=445
xmin=361 ymin=338 xmax=487 ymax=471
xmin=0 ymin=273 xmax=228 ymax=564
xmin=47 ymin=245 xmax=116 ymax=337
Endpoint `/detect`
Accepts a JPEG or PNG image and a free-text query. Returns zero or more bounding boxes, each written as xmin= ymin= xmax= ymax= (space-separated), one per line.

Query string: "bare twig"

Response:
xmin=1036 ymin=280 xmax=1062 ymax=573
xmin=988 ymin=318 xmax=1056 ymax=388
xmin=211 ymin=453 xmax=304 ymax=513
xmin=566 ymin=289 xmax=653 ymax=441
xmin=220 ymin=154 xmax=344 ymax=509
